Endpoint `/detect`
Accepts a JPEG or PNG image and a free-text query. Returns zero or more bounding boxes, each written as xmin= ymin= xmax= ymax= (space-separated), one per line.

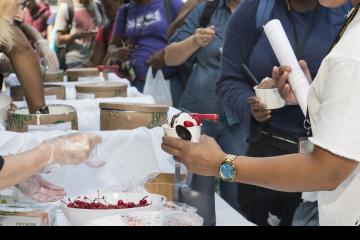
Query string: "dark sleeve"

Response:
xmin=0 ymin=155 xmax=4 ymax=172
xmin=216 ymin=0 xmax=260 ymax=124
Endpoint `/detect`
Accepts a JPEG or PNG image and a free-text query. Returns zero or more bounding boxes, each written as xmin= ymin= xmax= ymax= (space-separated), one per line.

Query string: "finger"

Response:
xmin=282 ymin=84 xmax=293 ymax=99
xmin=84 ymin=158 xmax=106 ymax=168
xmin=278 ymin=66 xmax=292 ymax=74
xmin=162 ymin=136 xmax=187 ymax=150
xmin=248 ymin=96 xmax=261 ymax=104
xmin=254 ymin=109 xmax=271 ymax=119
xmin=161 ymin=143 xmax=182 ymax=157
xmin=252 ymin=102 xmax=268 ymax=111
xmin=272 ymin=66 xmax=280 ymax=83
xmin=256 ymin=114 xmax=271 ymax=122
xmin=299 ymin=60 xmax=312 ymax=83
xmin=36 ymin=188 xmax=66 ymax=202
xmin=39 ymin=178 xmax=65 ymax=191
xmin=277 ymin=71 xmax=289 ymax=91
xmin=89 ymin=134 xmax=102 ymax=148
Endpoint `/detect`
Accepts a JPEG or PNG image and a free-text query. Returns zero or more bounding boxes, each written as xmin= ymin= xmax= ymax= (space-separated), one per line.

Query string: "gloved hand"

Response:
xmin=42 ymin=133 xmax=103 ymax=166
xmin=16 ymin=175 xmax=66 ymax=203
xmin=35 ymin=39 xmax=60 ymax=71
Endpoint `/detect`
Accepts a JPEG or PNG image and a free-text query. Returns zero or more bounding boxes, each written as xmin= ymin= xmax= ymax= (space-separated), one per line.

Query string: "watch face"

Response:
xmin=220 ymin=163 xmax=235 ymax=181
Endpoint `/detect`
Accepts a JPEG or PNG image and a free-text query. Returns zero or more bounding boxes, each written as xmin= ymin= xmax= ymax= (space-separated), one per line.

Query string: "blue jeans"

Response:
xmin=170 ymin=75 xmax=185 ymax=108
xmin=202 ymin=114 xmax=249 ymax=212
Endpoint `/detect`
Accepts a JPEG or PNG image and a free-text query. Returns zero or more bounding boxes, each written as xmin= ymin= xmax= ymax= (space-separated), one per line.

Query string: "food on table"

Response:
xmin=63 ymin=193 xmax=150 ymax=210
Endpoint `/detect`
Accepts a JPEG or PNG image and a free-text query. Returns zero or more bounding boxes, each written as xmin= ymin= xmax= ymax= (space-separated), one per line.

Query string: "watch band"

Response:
xmin=38 ymin=104 xmax=49 ymax=114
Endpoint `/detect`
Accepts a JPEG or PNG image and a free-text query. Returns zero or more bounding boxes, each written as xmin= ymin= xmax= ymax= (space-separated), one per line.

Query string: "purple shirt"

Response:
xmin=113 ymin=0 xmax=183 ymax=80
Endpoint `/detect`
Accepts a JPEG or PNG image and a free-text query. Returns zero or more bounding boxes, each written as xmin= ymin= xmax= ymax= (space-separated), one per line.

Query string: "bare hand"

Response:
xmin=161 ymin=135 xmax=225 ymax=176
xmin=272 ymin=60 xmax=312 ymax=105
xmin=248 ymin=96 xmax=271 ymax=122
xmin=16 ymin=175 xmax=66 ymax=203
xmin=146 ymin=49 xmax=165 ymax=70
xmin=74 ymin=30 xmax=97 ymax=40
xmin=193 ymin=26 xmax=215 ymax=47
xmin=35 ymin=39 xmax=60 ymax=71
xmin=110 ymin=45 xmax=133 ymax=63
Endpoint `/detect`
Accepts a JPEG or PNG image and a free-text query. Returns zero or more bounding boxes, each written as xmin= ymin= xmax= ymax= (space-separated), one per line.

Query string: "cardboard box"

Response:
xmin=100 ymin=103 xmax=168 ymax=130
xmin=144 ymin=173 xmax=186 ymax=201
xmin=0 ymin=204 xmax=57 ymax=226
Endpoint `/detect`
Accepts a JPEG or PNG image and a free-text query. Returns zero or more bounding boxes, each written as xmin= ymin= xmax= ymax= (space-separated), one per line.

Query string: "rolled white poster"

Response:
xmin=264 ymin=19 xmax=310 ymax=116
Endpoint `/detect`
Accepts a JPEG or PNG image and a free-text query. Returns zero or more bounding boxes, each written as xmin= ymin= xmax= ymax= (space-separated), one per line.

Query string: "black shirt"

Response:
xmin=0 ymin=155 xmax=4 ymax=172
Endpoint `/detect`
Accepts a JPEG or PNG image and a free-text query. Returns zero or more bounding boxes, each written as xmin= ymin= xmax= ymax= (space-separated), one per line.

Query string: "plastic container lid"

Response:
xmin=66 ymin=68 xmax=99 ymax=77
xmin=100 ymin=103 xmax=169 ymax=113
xmin=75 ymin=82 xmax=128 ymax=91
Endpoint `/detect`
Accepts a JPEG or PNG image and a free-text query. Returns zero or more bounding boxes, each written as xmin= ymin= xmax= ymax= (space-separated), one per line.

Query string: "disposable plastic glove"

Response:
xmin=35 ymin=39 xmax=59 ymax=71
xmin=16 ymin=175 xmax=66 ymax=203
xmin=43 ymin=133 xmax=103 ymax=166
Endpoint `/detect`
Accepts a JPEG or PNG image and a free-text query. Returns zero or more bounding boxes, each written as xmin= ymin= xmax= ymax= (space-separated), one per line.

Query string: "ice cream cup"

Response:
xmin=162 ymin=124 xmax=202 ymax=143
xmin=253 ymin=86 xmax=286 ymax=110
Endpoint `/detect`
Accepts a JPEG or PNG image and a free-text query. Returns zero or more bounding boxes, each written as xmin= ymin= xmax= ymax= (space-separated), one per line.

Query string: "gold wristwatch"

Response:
xmin=219 ymin=154 xmax=237 ymax=182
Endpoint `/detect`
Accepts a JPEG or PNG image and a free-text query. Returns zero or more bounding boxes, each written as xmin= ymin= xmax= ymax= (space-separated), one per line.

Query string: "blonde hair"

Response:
xmin=0 ymin=0 xmax=20 ymax=51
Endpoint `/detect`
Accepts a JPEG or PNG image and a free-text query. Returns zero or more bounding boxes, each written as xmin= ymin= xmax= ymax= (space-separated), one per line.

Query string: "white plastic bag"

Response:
xmin=143 ymin=67 xmax=173 ymax=106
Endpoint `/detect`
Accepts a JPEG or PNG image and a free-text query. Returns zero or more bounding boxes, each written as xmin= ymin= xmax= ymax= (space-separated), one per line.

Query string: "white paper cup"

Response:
xmin=162 ymin=124 xmax=201 ymax=143
xmin=0 ymin=95 xmax=11 ymax=127
xmin=254 ymin=86 xmax=286 ymax=109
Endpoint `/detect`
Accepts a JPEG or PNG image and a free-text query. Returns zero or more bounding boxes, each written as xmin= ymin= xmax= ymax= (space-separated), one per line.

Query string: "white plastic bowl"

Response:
xmin=61 ymin=192 xmax=167 ymax=226
xmin=254 ymin=86 xmax=286 ymax=109
xmin=162 ymin=124 xmax=201 ymax=143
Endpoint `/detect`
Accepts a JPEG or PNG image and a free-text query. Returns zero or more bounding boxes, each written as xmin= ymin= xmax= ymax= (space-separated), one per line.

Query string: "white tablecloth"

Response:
xmin=0 ymin=129 xmax=254 ymax=226
xmin=9 ymin=85 xmax=155 ymax=131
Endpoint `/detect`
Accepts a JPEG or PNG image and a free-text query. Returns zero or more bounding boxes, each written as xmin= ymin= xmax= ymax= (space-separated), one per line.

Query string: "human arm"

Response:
xmin=166 ymin=0 xmax=202 ymax=39
xmin=19 ymin=23 xmax=59 ymax=71
xmin=0 ymin=133 xmax=102 ymax=190
xmin=5 ymin=27 xmax=45 ymax=113
xmin=215 ymin=1 xmax=262 ymax=124
xmin=165 ymin=2 xmax=214 ymax=66
xmin=165 ymin=26 xmax=215 ymax=66
xmin=162 ymin=135 xmax=358 ymax=192
xmin=162 ymin=59 xmax=360 ymax=192
xmin=80 ymin=27 xmax=107 ymax=68
xmin=54 ymin=3 xmax=95 ymax=46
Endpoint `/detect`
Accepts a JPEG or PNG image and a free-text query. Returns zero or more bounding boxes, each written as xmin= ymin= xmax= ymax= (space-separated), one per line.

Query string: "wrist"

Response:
xmin=71 ymin=33 xmax=78 ymax=41
xmin=34 ymin=143 xmax=52 ymax=167
xmin=191 ymin=35 xmax=201 ymax=48
xmin=215 ymin=151 xmax=227 ymax=177
xmin=219 ymin=153 xmax=238 ymax=182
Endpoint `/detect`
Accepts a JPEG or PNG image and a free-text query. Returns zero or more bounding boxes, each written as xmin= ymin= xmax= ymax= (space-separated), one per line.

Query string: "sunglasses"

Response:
xmin=21 ymin=0 xmax=30 ymax=9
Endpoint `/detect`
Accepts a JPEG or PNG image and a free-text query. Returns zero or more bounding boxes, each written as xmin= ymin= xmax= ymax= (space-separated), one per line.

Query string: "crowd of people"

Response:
xmin=1 ymin=0 xmax=360 ymax=226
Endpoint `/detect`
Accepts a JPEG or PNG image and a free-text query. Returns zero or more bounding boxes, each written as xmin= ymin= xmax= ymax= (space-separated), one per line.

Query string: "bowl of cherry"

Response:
xmin=61 ymin=191 xmax=167 ymax=226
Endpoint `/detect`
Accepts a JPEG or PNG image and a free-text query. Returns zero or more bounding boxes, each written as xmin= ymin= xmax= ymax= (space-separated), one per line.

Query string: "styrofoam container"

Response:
xmin=0 ymin=95 xmax=11 ymax=127
xmin=61 ymin=192 xmax=167 ymax=226
xmin=253 ymin=86 xmax=286 ymax=109
xmin=162 ymin=124 xmax=201 ymax=143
